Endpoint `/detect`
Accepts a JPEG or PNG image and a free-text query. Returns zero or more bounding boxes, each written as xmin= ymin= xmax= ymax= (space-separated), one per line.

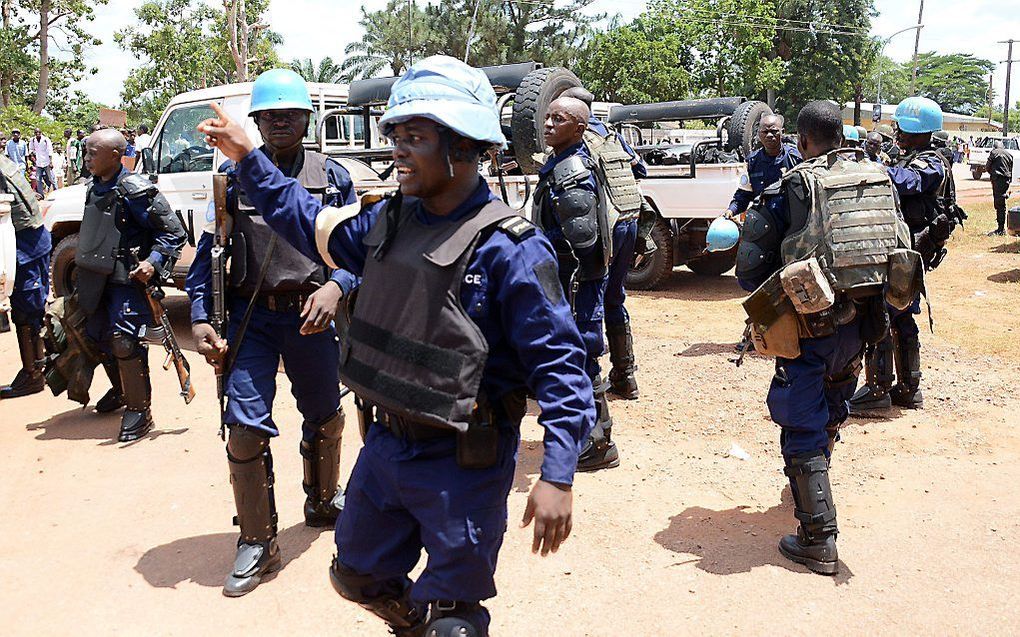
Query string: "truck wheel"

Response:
xmin=626 ymin=219 xmax=673 ymax=291
xmin=725 ymin=100 xmax=772 ymax=156
xmin=510 ymin=67 xmax=582 ymax=174
xmin=51 ymin=234 xmax=79 ymax=297
xmin=687 ymin=245 xmax=737 ymax=276
xmin=970 ymin=167 xmax=983 ymax=180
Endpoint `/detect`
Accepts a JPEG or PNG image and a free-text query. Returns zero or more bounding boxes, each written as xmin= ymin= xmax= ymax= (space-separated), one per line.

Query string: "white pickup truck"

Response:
xmin=41 ymin=62 xmax=752 ymax=294
xmin=968 ymin=136 xmax=1020 ymax=181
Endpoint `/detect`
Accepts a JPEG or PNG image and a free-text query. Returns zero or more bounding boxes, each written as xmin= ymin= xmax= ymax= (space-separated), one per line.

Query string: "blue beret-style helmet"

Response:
xmin=706 ymin=217 xmax=741 ymax=252
xmin=842 ymin=125 xmax=860 ymax=142
xmin=248 ymin=68 xmax=314 ymax=116
xmin=893 ymin=97 xmax=943 ymax=134
xmin=379 ymin=55 xmax=507 ymax=148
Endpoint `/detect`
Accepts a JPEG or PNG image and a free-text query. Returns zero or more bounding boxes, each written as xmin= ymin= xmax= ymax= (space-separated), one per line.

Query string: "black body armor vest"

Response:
xmin=338 ymin=195 xmax=518 ymax=433
xmin=231 ymin=149 xmax=331 ymax=296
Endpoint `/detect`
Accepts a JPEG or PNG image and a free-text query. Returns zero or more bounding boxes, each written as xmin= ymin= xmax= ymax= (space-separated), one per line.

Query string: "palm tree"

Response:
xmin=341 ymin=0 xmax=432 ymax=80
xmin=290 ymin=57 xmax=345 ymax=83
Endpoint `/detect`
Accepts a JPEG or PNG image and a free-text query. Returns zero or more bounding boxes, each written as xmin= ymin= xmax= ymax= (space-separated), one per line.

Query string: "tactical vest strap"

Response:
xmin=583 ymin=129 xmax=643 ymax=223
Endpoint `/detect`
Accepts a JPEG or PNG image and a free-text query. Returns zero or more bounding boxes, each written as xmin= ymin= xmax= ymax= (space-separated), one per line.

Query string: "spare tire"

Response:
xmin=510 ymin=67 xmax=583 ymax=174
xmin=725 ymin=100 xmax=772 ymax=156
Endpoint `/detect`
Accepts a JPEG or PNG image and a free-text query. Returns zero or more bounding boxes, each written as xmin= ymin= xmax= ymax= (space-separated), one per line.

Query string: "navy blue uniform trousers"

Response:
xmin=605 ymin=219 xmax=637 ymax=328
xmin=767 ymin=321 xmax=864 ymax=459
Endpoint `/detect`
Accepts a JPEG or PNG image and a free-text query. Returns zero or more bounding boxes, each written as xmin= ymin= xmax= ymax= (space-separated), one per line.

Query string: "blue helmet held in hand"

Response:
xmin=248 ymin=68 xmax=314 ymax=116
xmin=379 ymin=55 xmax=506 ymax=148
xmin=893 ymin=97 xmax=943 ymax=134
xmin=706 ymin=217 xmax=740 ymax=253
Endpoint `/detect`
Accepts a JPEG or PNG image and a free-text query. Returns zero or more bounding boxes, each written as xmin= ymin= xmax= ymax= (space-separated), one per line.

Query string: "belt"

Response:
xmin=252 ymin=292 xmax=310 ymax=313
xmin=374 ymin=407 xmax=455 ymax=441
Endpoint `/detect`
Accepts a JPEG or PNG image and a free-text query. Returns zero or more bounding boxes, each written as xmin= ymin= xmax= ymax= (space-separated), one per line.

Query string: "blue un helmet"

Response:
xmin=248 ymin=68 xmax=314 ymax=116
xmin=378 ymin=55 xmax=506 ymax=148
xmin=893 ymin=96 xmax=943 ymax=134
xmin=706 ymin=217 xmax=740 ymax=252
xmin=842 ymin=125 xmax=860 ymax=143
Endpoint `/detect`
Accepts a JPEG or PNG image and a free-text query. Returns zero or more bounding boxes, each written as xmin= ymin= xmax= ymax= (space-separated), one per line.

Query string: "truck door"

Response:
xmin=149 ymin=103 xmax=219 ymax=280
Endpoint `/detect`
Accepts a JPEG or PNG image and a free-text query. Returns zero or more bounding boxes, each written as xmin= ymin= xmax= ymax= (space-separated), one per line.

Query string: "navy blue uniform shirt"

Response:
xmin=728 ymin=143 xmax=802 ymax=215
xmin=235 ymin=149 xmax=595 ymax=486
xmin=185 ymin=149 xmax=358 ymax=324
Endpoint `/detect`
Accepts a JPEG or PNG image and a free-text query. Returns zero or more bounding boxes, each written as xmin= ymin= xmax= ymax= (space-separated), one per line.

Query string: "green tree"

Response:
xmin=209 ymin=0 xmax=280 ymax=83
xmin=44 ymin=89 xmax=108 ymax=132
xmin=649 ymin=0 xmax=786 ymax=98
xmin=576 ymin=18 xmax=692 ymax=104
xmin=772 ymin=0 xmax=878 ymax=124
xmin=341 ymin=0 xmax=432 ymax=80
xmin=0 ymin=103 xmax=64 ymax=140
xmin=290 ymin=57 xmax=345 ymax=84
xmin=912 ymin=52 xmax=994 ymax=115
xmin=862 ymin=54 xmax=911 ymax=106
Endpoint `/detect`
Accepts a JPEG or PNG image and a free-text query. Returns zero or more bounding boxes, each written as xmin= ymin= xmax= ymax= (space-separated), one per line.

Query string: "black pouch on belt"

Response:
xmin=457 ymin=396 xmax=499 ymax=470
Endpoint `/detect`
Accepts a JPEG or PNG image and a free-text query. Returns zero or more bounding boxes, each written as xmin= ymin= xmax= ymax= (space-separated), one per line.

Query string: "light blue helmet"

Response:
xmin=842 ymin=125 xmax=860 ymax=142
xmin=379 ymin=55 xmax=506 ymax=148
xmin=248 ymin=68 xmax=314 ymax=116
xmin=706 ymin=217 xmax=740 ymax=253
xmin=893 ymin=96 xmax=943 ymax=134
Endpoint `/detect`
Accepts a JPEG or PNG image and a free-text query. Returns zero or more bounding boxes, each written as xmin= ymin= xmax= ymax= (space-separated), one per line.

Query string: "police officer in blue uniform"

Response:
xmin=533 ymin=96 xmax=619 ymax=472
xmin=184 ymin=69 xmax=358 ymax=597
xmin=0 ymin=152 xmax=51 ymax=399
xmin=735 ymin=101 xmax=907 ymax=576
xmin=726 ymin=114 xmax=802 ymax=218
xmin=561 ymin=86 xmax=647 ymax=400
xmin=850 ymin=97 xmax=946 ymax=417
xmin=75 ymin=129 xmax=187 ymax=442
xmin=199 ymin=56 xmax=594 ymax=637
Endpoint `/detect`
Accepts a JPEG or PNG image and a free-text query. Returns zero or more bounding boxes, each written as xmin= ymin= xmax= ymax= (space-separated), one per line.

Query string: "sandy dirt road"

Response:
xmin=1 ymin=167 xmax=1018 ymax=636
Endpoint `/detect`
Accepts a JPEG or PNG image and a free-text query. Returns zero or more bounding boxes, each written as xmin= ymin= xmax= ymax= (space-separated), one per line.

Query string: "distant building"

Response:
xmin=843 ymin=102 xmax=1003 ymax=134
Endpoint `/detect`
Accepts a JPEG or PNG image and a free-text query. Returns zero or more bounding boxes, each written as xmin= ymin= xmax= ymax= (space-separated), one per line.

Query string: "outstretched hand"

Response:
xmin=521 ymin=479 xmax=573 ymax=557
xmin=197 ymin=102 xmax=255 ymax=163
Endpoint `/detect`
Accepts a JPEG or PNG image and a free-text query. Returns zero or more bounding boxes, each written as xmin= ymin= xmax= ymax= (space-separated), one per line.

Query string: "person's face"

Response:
xmin=76 ymin=131 xmax=84 ymax=140
xmin=387 ymin=118 xmax=450 ymax=198
xmin=895 ymin=127 xmax=927 ymax=152
xmin=12 ymin=132 xmax=20 ymax=141
xmin=254 ymin=109 xmax=308 ymax=150
xmin=34 ymin=129 xmax=41 ymax=139
xmin=865 ymin=135 xmax=882 ymax=157
xmin=64 ymin=130 xmax=71 ymax=139
xmin=543 ymin=105 xmax=584 ymax=151
xmin=758 ymin=117 xmax=783 ymax=153
xmin=84 ymin=138 xmax=120 ymax=178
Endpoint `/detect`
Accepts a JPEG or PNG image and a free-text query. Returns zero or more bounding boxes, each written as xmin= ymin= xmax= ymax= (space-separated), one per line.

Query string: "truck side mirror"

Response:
xmin=140 ymin=147 xmax=155 ymax=174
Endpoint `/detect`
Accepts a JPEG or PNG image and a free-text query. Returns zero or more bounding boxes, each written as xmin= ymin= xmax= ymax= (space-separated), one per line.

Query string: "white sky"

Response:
xmin=71 ymin=0 xmax=1020 ymax=111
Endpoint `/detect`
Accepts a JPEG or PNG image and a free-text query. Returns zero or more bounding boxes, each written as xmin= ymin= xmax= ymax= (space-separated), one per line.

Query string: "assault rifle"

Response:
xmin=211 ymin=174 xmax=229 ymax=432
xmin=128 ymin=249 xmax=195 ymax=404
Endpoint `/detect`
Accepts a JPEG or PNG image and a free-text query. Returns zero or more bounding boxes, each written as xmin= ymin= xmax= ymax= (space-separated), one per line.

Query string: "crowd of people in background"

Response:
xmin=0 ymin=123 xmax=151 ymax=197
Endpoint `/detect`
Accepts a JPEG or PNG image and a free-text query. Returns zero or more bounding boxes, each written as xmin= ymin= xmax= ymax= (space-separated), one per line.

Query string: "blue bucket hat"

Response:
xmin=379 ymin=55 xmax=506 ymax=148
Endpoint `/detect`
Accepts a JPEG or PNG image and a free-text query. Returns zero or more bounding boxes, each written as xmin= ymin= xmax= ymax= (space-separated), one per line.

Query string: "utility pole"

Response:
xmin=909 ymin=0 xmax=925 ymax=94
xmin=1002 ymin=39 xmax=1017 ymax=136
xmin=987 ymin=74 xmax=994 ymax=125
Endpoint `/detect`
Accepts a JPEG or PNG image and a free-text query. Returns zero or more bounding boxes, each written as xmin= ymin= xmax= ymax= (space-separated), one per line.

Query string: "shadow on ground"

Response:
xmin=135 ymin=522 xmax=328 ymax=589
xmin=27 ymin=407 xmax=188 ymax=444
xmin=654 ymin=486 xmax=854 ymax=585
xmin=987 ymin=268 xmax=1020 ymax=284
xmin=676 ymin=342 xmax=745 ymax=358
xmin=989 ymin=240 xmax=1020 ymax=255
xmin=513 ymin=439 xmax=544 ymax=493
xmin=630 ymin=271 xmax=745 ymax=302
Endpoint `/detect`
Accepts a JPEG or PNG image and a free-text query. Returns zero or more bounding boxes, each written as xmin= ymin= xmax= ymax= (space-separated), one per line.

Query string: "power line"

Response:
xmin=668 ymin=12 xmax=866 ymax=38
xmin=673 ymin=6 xmax=869 ymax=34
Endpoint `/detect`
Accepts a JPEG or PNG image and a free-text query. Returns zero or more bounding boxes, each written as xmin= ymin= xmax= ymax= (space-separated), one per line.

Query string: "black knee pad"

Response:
xmin=328 ymin=559 xmax=378 ymax=603
xmin=329 ymin=559 xmax=422 ymax=629
xmin=110 ymin=331 xmax=140 ymax=360
xmin=226 ymin=425 xmax=270 ymax=463
xmin=426 ymin=602 xmax=484 ymax=637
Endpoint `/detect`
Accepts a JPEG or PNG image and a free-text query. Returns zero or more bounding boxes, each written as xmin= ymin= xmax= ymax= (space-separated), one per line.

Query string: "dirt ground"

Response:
xmin=1 ymin=165 xmax=1018 ymax=636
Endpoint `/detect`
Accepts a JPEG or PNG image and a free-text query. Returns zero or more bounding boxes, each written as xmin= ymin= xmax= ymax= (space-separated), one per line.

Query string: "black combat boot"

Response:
xmin=301 ymin=410 xmax=346 ymax=527
xmin=577 ymin=377 xmax=619 ymax=472
xmin=606 ymin=322 xmax=639 ymax=399
xmin=224 ymin=426 xmax=281 ymax=597
xmin=113 ymin=337 xmax=153 ymax=442
xmin=94 ymin=362 xmax=125 ymax=413
xmin=778 ymin=451 xmax=839 ymax=575
xmin=890 ymin=334 xmax=923 ymax=409
xmin=0 ymin=324 xmax=45 ymax=399
xmin=848 ymin=336 xmax=895 ymax=417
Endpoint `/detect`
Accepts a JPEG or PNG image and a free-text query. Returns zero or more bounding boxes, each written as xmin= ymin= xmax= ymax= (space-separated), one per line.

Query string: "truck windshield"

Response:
xmin=155 ymin=104 xmax=217 ymax=174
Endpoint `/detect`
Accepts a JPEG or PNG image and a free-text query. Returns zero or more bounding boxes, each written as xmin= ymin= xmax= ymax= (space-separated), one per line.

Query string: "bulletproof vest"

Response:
xmin=338 ymin=195 xmax=518 ymax=433
xmin=0 ymin=153 xmax=42 ymax=231
xmin=779 ymin=150 xmax=911 ymax=296
xmin=583 ymin=129 xmax=643 ymax=224
xmin=893 ymin=149 xmax=947 ymax=233
xmin=231 ymin=149 xmax=330 ymax=295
